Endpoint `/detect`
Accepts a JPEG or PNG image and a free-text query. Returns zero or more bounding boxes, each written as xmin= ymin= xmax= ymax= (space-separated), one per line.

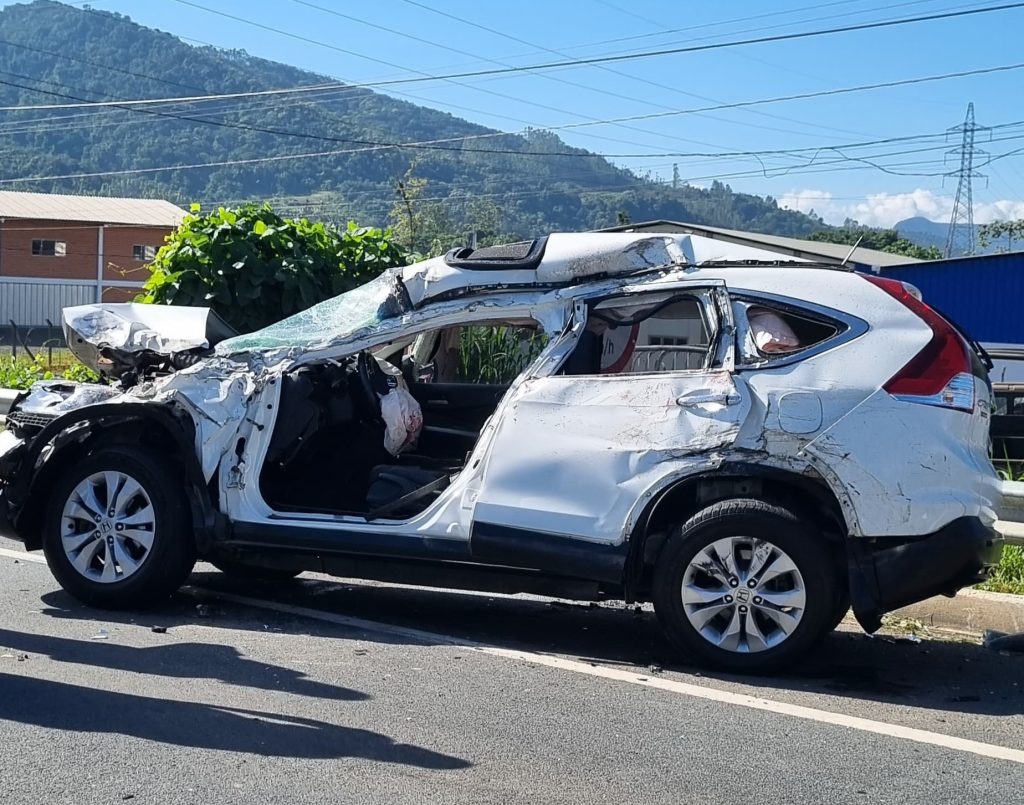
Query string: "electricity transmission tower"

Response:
xmin=944 ymin=103 xmax=988 ymax=258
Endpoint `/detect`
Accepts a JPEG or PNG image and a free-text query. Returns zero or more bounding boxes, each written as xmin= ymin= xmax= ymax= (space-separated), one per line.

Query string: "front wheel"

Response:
xmin=652 ymin=498 xmax=837 ymax=673
xmin=42 ymin=446 xmax=196 ymax=609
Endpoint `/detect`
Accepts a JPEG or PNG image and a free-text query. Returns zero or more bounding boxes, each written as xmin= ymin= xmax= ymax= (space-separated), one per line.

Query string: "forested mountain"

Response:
xmin=0 ymin=0 xmax=826 ymax=240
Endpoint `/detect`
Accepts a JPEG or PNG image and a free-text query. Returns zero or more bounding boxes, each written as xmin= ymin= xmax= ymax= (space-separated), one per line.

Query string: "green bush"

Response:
xmin=0 ymin=357 xmax=99 ymax=390
xmin=61 ymin=362 xmax=100 ymax=384
xmin=140 ymin=203 xmax=409 ymax=333
xmin=0 ymin=357 xmax=52 ymax=390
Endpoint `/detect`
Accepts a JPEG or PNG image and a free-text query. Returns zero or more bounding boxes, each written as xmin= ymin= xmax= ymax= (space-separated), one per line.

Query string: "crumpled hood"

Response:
xmin=63 ymin=303 xmax=237 ymax=377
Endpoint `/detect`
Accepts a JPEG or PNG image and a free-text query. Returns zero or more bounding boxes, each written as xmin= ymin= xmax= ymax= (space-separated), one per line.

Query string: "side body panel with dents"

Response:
xmin=470 ymin=370 xmax=752 ymax=545
xmin=724 ymin=267 xmax=999 ymax=538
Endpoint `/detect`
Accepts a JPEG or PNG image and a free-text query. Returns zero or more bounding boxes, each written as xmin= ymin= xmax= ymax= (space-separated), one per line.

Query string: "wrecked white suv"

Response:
xmin=0 ymin=232 xmax=1004 ymax=671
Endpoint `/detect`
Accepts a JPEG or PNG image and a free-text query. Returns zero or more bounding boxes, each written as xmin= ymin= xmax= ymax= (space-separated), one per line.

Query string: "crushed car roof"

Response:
xmin=400 ymin=232 xmax=810 ymax=306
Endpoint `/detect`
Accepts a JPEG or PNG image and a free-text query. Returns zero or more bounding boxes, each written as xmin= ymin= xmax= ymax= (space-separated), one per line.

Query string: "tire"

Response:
xmin=652 ymin=498 xmax=837 ymax=673
xmin=209 ymin=557 xmax=302 ymax=582
xmin=42 ymin=446 xmax=196 ymax=609
xmin=827 ymin=589 xmax=852 ymax=633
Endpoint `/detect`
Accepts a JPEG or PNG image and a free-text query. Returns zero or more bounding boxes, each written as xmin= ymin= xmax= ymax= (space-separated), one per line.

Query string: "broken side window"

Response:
xmin=402 ymin=321 xmax=548 ymax=385
xmin=563 ymin=292 xmax=714 ymax=376
xmin=734 ymin=299 xmax=841 ymax=363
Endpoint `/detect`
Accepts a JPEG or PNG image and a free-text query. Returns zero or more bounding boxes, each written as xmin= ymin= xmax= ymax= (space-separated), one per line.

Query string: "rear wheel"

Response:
xmin=652 ymin=498 xmax=837 ymax=673
xmin=42 ymin=446 xmax=196 ymax=608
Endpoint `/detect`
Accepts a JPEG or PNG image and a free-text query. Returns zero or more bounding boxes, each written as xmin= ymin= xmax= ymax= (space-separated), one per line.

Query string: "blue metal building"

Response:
xmin=880 ymin=252 xmax=1024 ymax=348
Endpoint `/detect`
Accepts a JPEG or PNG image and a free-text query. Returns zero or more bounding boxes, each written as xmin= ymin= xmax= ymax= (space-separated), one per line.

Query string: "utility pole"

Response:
xmin=672 ymin=163 xmax=680 ymax=190
xmin=944 ymin=103 xmax=988 ymax=258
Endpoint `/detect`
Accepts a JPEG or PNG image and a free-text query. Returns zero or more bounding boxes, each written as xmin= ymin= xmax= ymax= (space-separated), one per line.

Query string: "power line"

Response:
xmin=4 ymin=3 xmax=1024 ymax=113
xmin=559 ymin=0 xmax=912 ymax=51
xmin=2 ymin=58 xmax=1021 ymax=155
xmin=170 ymin=0 xmax=701 ymax=154
xmin=1 ymin=82 xmax=1023 ymax=193
xmin=286 ymin=0 xmax=744 ymax=149
xmin=207 ymin=2 xmax=1024 ymax=84
xmin=6 ymin=121 xmax=1024 ymax=189
xmin=393 ymin=0 xmax=868 ymax=144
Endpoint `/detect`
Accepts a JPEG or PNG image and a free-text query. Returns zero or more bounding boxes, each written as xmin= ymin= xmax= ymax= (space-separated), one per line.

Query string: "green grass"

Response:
xmin=978 ymin=545 xmax=1024 ymax=595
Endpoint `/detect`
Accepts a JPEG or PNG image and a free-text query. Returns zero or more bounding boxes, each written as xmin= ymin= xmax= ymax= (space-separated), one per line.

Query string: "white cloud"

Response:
xmin=780 ymin=188 xmax=1024 ymax=228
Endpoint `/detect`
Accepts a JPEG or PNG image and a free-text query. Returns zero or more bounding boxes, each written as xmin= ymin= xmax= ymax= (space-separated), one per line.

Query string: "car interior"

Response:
xmin=258 ymin=320 xmax=548 ymax=520
xmin=256 ymin=293 xmax=837 ymax=521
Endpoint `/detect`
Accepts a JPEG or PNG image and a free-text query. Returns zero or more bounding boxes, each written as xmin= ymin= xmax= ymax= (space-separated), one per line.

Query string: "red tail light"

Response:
xmin=861 ymin=275 xmax=974 ymax=412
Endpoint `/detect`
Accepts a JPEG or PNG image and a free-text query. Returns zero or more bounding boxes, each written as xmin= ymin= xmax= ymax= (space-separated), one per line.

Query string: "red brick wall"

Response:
xmin=102 ymin=225 xmax=172 ymax=283
xmin=0 ymin=219 xmax=172 ymax=283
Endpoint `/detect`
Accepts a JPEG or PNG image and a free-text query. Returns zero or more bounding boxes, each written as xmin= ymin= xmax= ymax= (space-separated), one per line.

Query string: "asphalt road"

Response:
xmin=2 ymin=534 xmax=1023 ymax=804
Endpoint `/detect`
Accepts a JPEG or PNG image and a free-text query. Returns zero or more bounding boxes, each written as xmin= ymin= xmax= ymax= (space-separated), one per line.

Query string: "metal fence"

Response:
xmin=0 ymin=279 xmax=94 ymax=330
xmin=628 ymin=345 xmax=708 ymax=373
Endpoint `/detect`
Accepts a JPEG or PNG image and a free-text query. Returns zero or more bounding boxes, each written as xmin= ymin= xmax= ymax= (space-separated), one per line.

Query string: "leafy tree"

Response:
xmin=388 ymin=171 xmax=513 ymax=258
xmin=140 ymin=204 xmax=408 ymax=332
xmin=979 ymin=219 xmax=1024 ymax=253
xmin=807 ymin=227 xmax=942 ymax=260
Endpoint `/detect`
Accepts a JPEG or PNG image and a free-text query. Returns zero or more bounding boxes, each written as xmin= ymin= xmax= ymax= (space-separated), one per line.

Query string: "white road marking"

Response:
xmin=0 ymin=546 xmax=46 ymax=564
xmin=6 ymin=545 xmax=1023 ymax=766
xmin=194 ymin=588 xmax=1024 ymax=766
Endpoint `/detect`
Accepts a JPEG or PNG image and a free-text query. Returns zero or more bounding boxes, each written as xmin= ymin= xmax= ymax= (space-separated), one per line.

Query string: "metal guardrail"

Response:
xmin=0 ymin=384 xmax=1022 ymax=546
xmin=998 ymin=480 xmax=1024 ymax=546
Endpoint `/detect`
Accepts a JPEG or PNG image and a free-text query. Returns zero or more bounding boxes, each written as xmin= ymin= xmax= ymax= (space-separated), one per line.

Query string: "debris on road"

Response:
xmin=1 ymin=652 xmax=27 ymax=661
xmin=151 ymin=625 xmax=168 ymax=634
xmin=91 ymin=629 xmax=109 ymax=640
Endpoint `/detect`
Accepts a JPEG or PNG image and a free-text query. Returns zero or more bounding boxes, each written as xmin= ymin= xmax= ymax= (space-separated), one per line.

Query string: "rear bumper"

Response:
xmin=848 ymin=516 xmax=1004 ymax=632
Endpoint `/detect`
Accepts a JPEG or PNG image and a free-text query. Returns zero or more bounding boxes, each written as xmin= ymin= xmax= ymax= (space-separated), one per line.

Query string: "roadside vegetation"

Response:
xmin=140 ymin=204 xmax=409 ymax=333
xmin=0 ymin=356 xmax=98 ymax=390
xmin=978 ymin=459 xmax=1024 ymax=595
xmin=979 ymin=546 xmax=1024 ymax=595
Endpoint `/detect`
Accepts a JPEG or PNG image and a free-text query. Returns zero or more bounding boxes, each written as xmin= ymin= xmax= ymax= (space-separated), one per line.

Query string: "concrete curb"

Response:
xmin=892 ymin=588 xmax=1024 ymax=636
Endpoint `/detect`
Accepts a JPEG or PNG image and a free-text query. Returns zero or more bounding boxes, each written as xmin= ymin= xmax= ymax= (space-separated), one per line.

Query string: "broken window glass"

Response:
xmin=564 ymin=293 xmax=713 ymax=375
xmin=216 ymin=271 xmax=411 ymax=354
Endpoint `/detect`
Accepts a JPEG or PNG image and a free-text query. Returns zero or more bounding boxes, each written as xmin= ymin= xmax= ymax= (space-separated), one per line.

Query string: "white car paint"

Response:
xmin=17 ymin=231 xmax=999 ymax=555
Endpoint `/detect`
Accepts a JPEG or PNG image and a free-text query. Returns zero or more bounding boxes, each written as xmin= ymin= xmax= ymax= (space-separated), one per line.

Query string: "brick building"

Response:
xmin=0 ymin=191 xmax=186 ymax=328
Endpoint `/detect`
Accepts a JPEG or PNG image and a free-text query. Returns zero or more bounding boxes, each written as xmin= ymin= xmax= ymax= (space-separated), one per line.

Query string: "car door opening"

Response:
xmin=257 ymin=320 xmax=547 ymax=519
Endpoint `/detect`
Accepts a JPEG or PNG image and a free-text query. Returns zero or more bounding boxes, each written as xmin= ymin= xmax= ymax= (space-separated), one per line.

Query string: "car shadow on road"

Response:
xmin=0 ymin=671 xmax=469 ymax=768
xmin=37 ymin=572 xmax=1024 ymax=720
xmin=0 ymin=627 xmax=367 ymax=701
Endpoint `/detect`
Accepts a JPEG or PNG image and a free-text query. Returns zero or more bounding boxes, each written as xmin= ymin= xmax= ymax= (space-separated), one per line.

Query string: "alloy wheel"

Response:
xmin=60 ymin=471 xmax=156 ymax=583
xmin=681 ymin=536 xmax=807 ymax=653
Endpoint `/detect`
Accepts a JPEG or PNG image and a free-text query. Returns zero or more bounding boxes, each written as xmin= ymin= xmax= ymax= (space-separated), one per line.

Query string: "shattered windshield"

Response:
xmin=215 ymin=270 xmax=410 ymax=355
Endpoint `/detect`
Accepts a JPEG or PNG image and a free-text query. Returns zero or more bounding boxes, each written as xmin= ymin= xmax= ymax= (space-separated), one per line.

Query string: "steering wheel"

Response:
xmin=356 ymin=351 xmax=388 ymax=425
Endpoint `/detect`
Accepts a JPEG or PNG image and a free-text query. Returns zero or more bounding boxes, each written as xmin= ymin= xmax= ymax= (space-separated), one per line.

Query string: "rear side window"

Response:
xmin=563 ymin=293 xmax=713 ymax=375
xmin=735 ymin=298 xmax=842 ymax=364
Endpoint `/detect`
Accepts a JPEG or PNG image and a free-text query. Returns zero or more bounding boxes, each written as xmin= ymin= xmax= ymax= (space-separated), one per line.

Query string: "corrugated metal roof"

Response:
xmin=0 ymin=191 xmax=186 ymax=227
xmin=600 ymin=220 xmax=920 ymax=269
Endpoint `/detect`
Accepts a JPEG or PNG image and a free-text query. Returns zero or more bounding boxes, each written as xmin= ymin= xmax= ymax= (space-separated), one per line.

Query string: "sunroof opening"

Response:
xmin=443 ymin=237 xmax=547 ymax=270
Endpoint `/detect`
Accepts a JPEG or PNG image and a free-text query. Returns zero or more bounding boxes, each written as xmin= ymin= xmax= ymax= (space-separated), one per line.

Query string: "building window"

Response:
xmin=133 ymin=244 xmax=157 ymax=261
xmin=647 ymin=335 xmax=690 ymax=347
xmin=31 ymin=239 xmax=67 ymax=257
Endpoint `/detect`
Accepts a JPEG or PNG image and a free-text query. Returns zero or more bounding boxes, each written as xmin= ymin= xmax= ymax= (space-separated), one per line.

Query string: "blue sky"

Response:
xmin=5 ymin=0 xmax=1024 ymax=226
